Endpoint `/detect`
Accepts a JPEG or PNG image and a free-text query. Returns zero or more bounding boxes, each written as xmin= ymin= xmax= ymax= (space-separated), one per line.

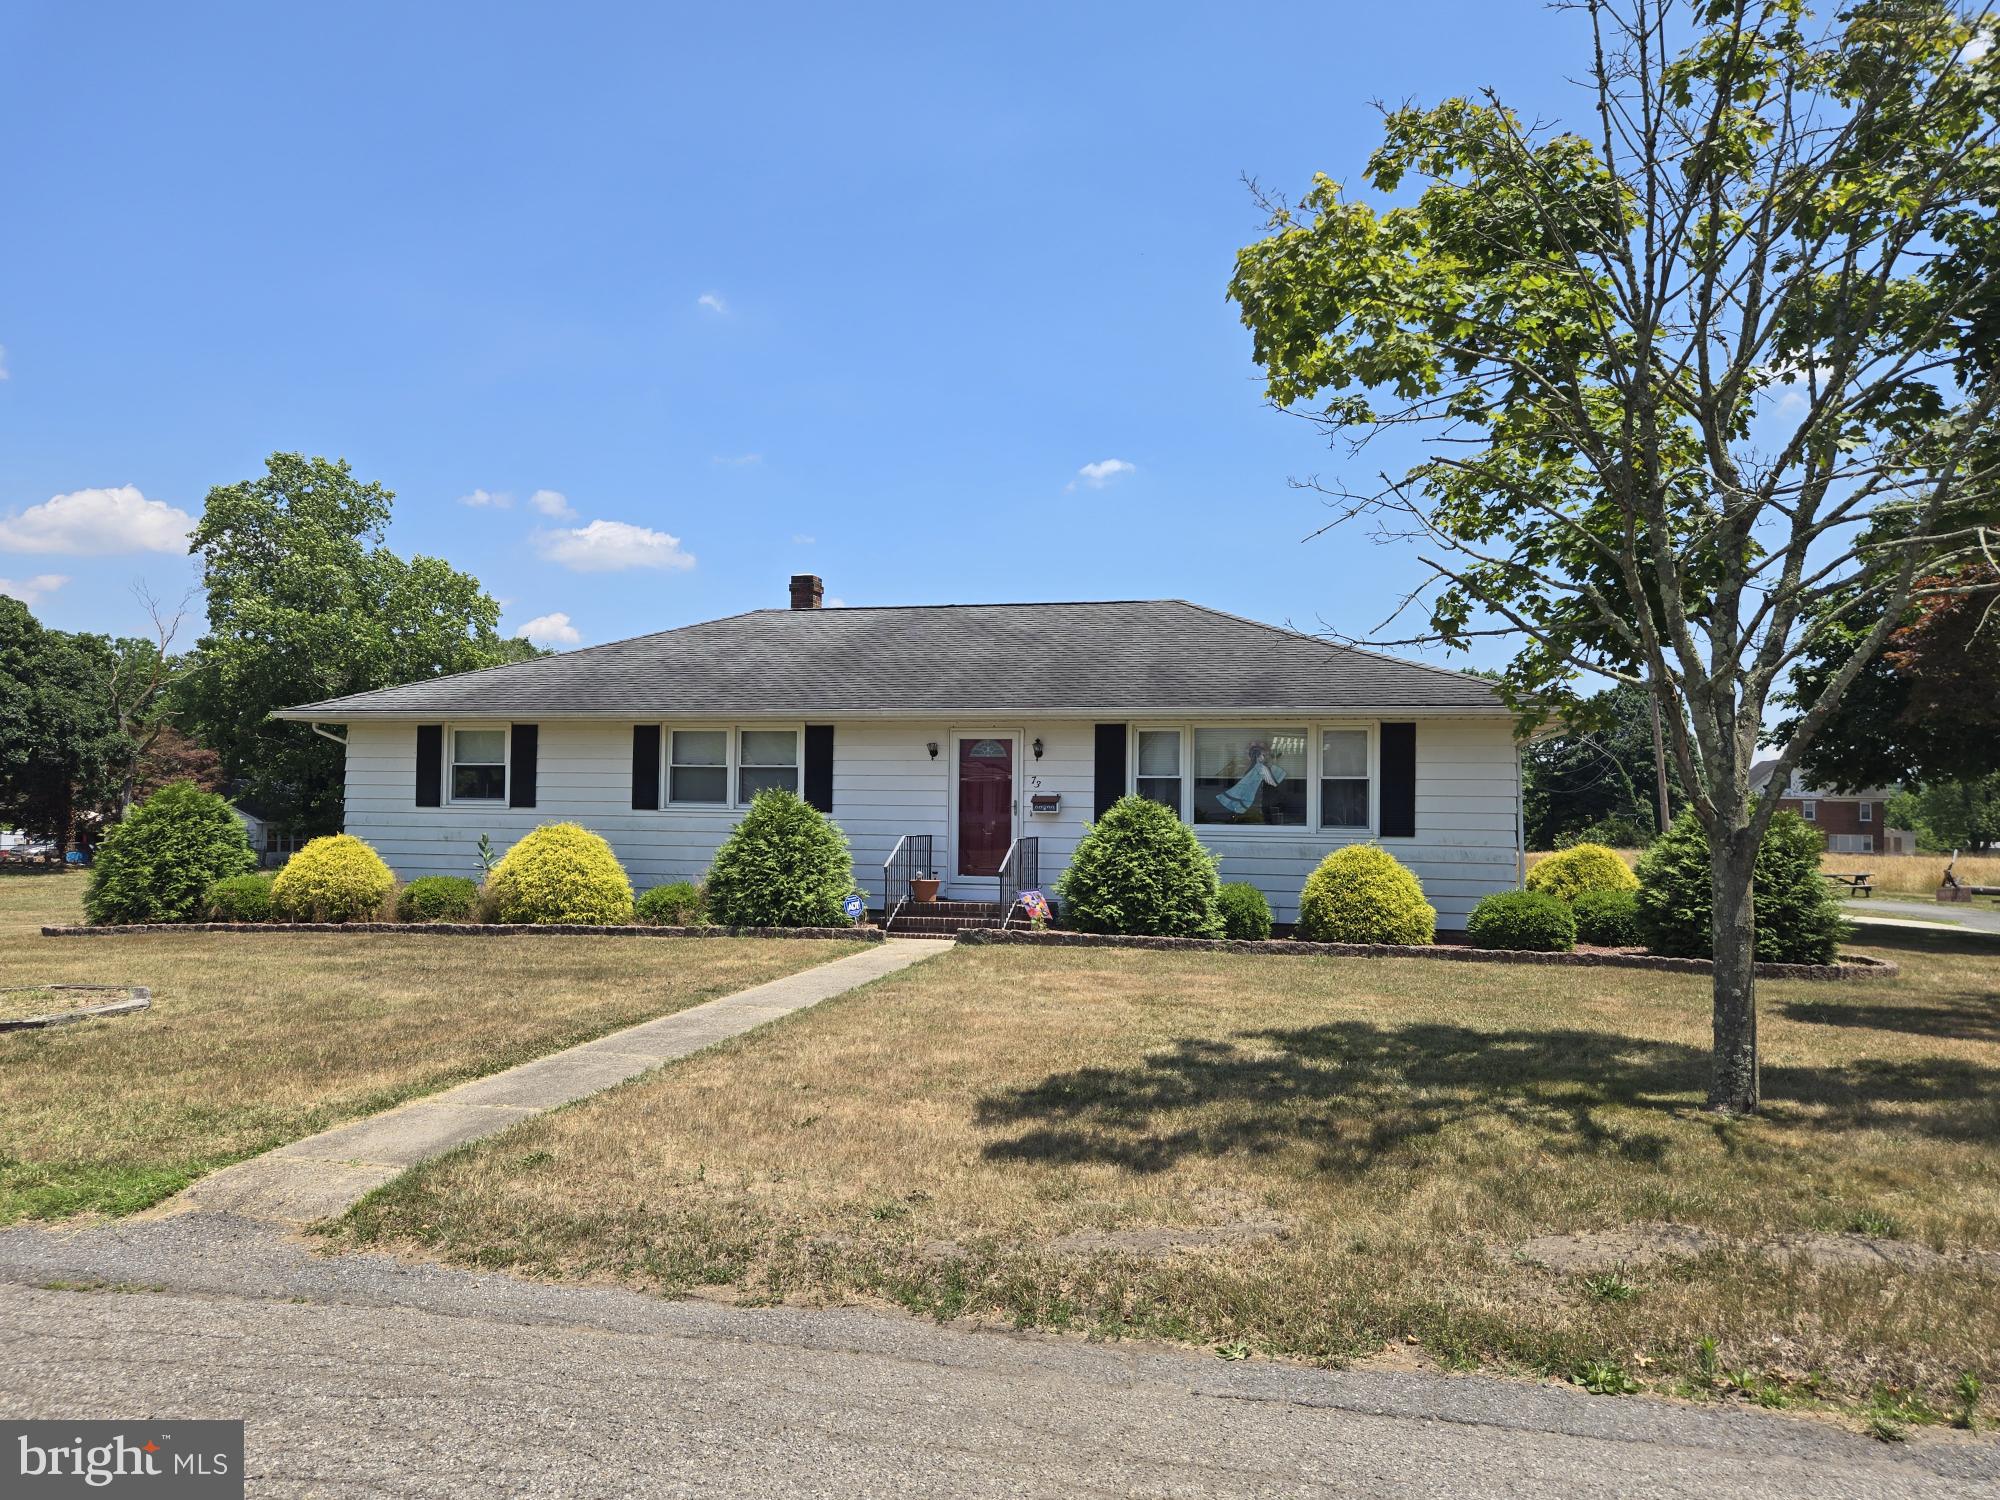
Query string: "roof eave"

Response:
xmin=272 ymin=702 xmax=1514 ymax=722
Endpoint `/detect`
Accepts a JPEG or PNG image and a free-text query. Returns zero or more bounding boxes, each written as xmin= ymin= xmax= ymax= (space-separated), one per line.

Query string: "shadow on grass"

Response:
xmin=975 ymin=1020 xmax=2000 ymax=1174
xmin=1845 ymin=924 xmax=2000 ymax=960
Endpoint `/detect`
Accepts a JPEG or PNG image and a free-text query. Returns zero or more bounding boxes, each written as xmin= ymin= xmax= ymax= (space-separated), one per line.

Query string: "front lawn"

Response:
xmin=339 ymin=929 xmax=2000 ymax=1425
xmin=0 ymin=872 xmax=865 ymax=1223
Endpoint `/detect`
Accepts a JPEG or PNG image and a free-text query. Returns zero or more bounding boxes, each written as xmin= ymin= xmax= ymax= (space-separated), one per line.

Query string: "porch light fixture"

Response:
xmin=927 ymin=741 xmax=939 ymax=760
xmin=1032 ymin=738 xmax=1044 ymax=760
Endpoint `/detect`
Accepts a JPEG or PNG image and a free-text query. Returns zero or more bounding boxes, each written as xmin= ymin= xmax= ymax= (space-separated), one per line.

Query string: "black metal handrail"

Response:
xmin=882 ymin=833 xmax=932 ymax=928
xmin=997 ymin=835 xmax=1039 ymax=927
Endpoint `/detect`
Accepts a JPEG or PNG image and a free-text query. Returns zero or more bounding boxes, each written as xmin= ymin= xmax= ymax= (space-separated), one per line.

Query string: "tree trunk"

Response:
xmin=1707 ymin=837 xmax=1759 ymax=1114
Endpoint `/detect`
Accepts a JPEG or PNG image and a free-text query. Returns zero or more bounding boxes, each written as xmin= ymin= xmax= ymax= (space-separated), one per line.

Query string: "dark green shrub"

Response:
xmin=85 ymin=782 xmax=255 ymax=925
xmin=636 ymin=880 xmax=707 ymax=925
xmin=1295 ymin=844 xmax=1435 ymax=945
xmin=397 ymin=875 xmax=480 ymax=923
xmin=206 ymin=872 xmax=275 ymax=922
xmin=1635 ymin=810 xmax=1850 ymax=963
xmin=1466 ymin=890 xmax=1576 ymax=951
xmin=704 ymin=789 xmax=854 ymax=927
xmin=1217 ymin=881 xmax=1273 ymax=940
xmin=1572 ymin=888 xmax=1641 ymax=947
xmin=1055 ymin=795 xmax=1222 ymax=937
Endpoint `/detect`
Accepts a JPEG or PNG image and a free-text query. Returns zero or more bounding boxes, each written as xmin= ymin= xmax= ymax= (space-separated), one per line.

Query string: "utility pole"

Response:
xmin=1648 ymin=695 xmax=1672 ymax=835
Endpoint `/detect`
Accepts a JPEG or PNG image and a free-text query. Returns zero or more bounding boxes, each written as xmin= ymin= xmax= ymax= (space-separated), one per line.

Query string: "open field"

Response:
xmin=0 ymin=873 xmax=864 ymax=1223
xmin=340 ymin=929 xmax=2000 ymax=1426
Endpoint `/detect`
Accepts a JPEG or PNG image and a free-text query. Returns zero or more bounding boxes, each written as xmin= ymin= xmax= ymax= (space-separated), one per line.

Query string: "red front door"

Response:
xmin=956 ymin=737 xmax=1013 ymax=877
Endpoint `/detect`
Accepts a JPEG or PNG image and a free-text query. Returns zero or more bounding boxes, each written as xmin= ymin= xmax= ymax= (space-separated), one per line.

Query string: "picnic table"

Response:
xmin=1823 ymin=870 xmax=1873 ymax=897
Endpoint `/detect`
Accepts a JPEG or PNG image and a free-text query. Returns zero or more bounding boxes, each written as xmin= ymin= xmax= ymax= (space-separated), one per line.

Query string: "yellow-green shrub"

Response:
xmin=1526 ymin=842 xmax=1638 ymax=903
xmin=486 ymin=822 xmax=634 ymax=925
xmin=1295 ymin=844 xmax=1436 ymax=945
xmin=270 ymin=834 xmax=395 ymax=923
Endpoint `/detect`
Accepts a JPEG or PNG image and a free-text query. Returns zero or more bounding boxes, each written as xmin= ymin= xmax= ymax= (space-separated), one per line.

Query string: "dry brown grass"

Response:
xmin=0 ymin=872 xmax=864 ymax=1223
xmin=1526 ymin=845 xmax=2000 ymax=901
xmin=341 ymin=929 xmax=2000 ymax=1422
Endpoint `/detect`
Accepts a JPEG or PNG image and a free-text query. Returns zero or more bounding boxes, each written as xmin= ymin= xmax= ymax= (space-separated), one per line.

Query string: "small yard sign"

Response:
xmin=1019 ymin=890 xmax=1051 ymax=922
xmin=842 ymin=893 xmax=867 ymax=923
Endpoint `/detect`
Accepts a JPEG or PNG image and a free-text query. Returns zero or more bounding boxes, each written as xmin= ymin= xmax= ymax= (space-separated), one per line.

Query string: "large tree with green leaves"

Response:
xmin=178 ymin=453 xmax=540 ymax=832
xmin=0 ymin=598 xmax=127 ymax=851
xmin=1523 ymin=683 xmax=1686 ymax=849
xmin=1230 ymin=0 xmax=1999 ymax=1112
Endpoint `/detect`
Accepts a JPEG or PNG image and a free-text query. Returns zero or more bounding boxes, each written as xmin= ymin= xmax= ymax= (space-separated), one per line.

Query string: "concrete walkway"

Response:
xmin=175 ymin=939 xmax=936 ymax=1224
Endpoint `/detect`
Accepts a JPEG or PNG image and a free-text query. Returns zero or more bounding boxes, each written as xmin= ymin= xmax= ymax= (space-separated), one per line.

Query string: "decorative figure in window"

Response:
xmin=1215 ymin=740 xmax=1286 ymax=816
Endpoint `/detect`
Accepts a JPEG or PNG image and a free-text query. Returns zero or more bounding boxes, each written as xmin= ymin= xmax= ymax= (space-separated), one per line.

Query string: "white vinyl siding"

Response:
xmin=337 ymin=714 xmax=1521 ymax=927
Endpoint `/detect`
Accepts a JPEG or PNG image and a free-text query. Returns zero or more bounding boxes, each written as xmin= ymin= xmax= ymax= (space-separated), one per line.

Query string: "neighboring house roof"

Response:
xmin=274 ymin=600 xmax=1507 ymax=720
xmin=1748 ymin=758 xmax=1895 ymax=800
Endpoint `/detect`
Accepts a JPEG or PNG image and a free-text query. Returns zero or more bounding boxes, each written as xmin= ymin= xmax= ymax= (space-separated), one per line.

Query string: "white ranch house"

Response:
xmin=277 ymin=578 xmax=1526 ymax=930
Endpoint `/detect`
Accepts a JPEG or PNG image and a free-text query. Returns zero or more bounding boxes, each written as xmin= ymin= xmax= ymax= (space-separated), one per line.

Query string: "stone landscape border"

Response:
xmin=1 ymin=983 xmax=152 ymax=1031
xmin=956 ymin=926 xmax=1897 ymax=980
xmin=43 ymin=922 xmax=883 ymax=943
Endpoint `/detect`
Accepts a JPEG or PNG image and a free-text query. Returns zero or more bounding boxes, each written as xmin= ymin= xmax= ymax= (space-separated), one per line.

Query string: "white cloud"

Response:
xmin=533 ymin=519 xmax=696 ymax=573
xmin=0 ymin=573 xmax=69 ymax=606
xmin=458 ymin=488 xmax=513 ymax=509
xmin=824 ymin=596 xmax=848 ymax=609
xmin=0 ymin=344 xmax=10 ymax=380
xmin=697 ymin=292 xmax=728 ymax=314
xmin=713 ymin=452 xmax=762 ymax=467
xmin=528 ymin=488 xmax=577 ymax=519
xmin=515 ymin=611 xmax=582 ymax=647
xmin=1069 ymin=458 xmax=1136 ymax=491
xmin=0 ymin=485 xmax=194 ymax=555
xmin=791 ymin=533 xmax=816 ymax=545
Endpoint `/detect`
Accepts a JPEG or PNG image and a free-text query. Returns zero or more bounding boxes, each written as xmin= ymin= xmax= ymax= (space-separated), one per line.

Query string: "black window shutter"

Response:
xmin=1093 ymin=723 xmax=1127 ymax=820
xmin=1380 ymin=722 xmax=1417 ymax=838
xmin=631 ymin=725 xmax=661 ymax=810
xmin=415 ymin=724 xmax=443 ymax=807
xmin=803 ymin=725 xmax=834 ymax=813
xmin=509 ymin=724 xmax=538 ymax=808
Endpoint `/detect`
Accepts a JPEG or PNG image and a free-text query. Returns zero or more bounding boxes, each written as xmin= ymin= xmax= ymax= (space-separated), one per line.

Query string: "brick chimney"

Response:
xmin=789 ymin=574 xmax=824 ymax=610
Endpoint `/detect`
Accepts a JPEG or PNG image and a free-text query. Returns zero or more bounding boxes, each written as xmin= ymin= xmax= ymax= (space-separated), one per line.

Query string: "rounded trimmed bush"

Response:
xmin=1295 ymin=844 xmax=1435 ymax=946
xmin=1055 ymin=795 xmax=1222 ymax=937
xmin=1572 ymin=888 xmax=1641 ymax=947
xmin=85 ymin=782 xmax=255 ymax=925
xmin=486 ymin=823 xmax=634 ymax=925
xmin=1635 ymin=810 xmax=1849 ymax=964
xmin=1217 ymin=881 xmax=1273 ymax=941
xmin=1527 ymin=842 xmax=1639 ymax=903
xmin=206 ymin=872 xmax=275 ymax=922
xmin=271 ymin=834 xmax=396 ymax=923
xmin=396 ymin=874 xmax=480 ymax=923
xmin=1466 ymin=890 xmax=1576 ymax=951
xmin=703 ymin=790 xmax=854 ymax=927
xmin=636 ymin=880 xmax=707 ymax=926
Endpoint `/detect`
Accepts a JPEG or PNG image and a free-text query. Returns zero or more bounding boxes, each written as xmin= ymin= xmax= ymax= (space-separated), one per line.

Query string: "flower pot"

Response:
xmin=911 ymin=877 xmax=941 ymax=903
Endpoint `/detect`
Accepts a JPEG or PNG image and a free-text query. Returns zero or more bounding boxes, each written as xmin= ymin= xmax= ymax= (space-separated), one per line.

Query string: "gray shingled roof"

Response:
xmin=274 ymin=600 xmax=1506 ymax=719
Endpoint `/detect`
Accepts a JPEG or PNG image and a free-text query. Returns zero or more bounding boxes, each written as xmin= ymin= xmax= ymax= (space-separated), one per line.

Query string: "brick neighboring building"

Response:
xmin=1748 ymin=758 xmax=1913 ymax=855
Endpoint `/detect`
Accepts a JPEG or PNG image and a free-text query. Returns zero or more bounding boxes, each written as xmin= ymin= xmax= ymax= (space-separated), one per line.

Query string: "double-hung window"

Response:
xmin=669 ymin=729 xmax=728 ymax=805
xmin=1319 ymin=729 xmax=1370 ymax=829
xmin=450 ymin=728 xmax=507 ymax=802
xmin=737 ymin=729 xmax=799 ymax=802
xmin=1135 ymin=729 xmax=1183 ymax=811
xmin=1858 ymin=801 xmax=1873 ymax=824
xmin=1801 ymin=799 xmax=1817 ymax=823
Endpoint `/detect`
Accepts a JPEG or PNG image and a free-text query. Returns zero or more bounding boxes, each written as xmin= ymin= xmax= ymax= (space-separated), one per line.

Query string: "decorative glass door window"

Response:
xmin=1320 ymin=729 xmax=1370 ymax=829
xmin=1135 ymin=730 xmax=1183 ymax=810
xmin=669 ymin=729 xmax=728 ymax=804
xmin=737 ymin=729 xmax=799 ymax=803
xmin=451 ymin=729 xmax=506 ymax=801
xmin=1192 ymin=728 xmax=1307 ymax=825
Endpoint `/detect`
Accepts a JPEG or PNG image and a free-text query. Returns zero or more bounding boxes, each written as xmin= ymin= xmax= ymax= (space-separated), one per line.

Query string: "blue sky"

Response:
xmin=1 ymin=1 xmax=1565 ymax=662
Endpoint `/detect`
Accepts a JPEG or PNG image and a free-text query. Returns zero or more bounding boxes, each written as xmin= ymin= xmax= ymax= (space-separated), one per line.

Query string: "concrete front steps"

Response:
xmin=886 ymin=900 xmax=1004 ymax=938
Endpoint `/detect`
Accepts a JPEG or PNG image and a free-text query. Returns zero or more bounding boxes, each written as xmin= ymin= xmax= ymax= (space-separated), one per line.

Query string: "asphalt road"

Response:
xmin=2 ymin=1215 xmax=1995 ymax=1499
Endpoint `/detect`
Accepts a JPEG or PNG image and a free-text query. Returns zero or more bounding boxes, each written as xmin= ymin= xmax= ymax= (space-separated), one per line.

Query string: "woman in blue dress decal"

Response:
xmin=1214 ymin=739 xmax=1287 ymax=817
